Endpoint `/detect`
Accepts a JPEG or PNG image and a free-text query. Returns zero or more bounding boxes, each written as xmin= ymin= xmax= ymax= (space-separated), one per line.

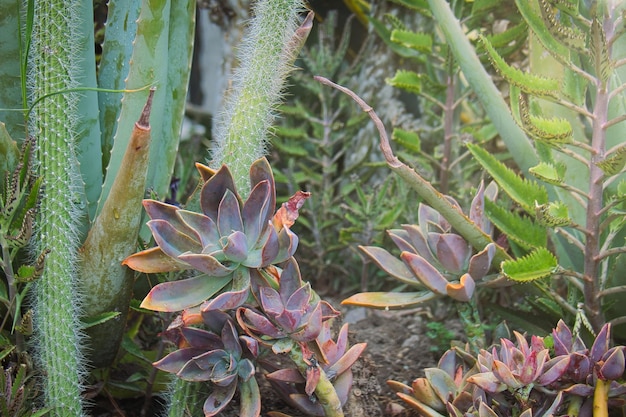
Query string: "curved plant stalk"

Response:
xmin=314 ymin=76 xmax=511 ymax=267
xmin=28 ymin=1 xmax=86 ymax=415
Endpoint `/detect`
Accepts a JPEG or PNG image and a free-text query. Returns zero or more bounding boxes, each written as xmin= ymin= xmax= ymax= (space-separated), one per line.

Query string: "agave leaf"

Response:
xmin=386 ymin=70 xmax=423 ymax=94
xmin=467 ymin=143 xmax=548 ymax=213
xmin=359 ymin=246 xmax=418 ymax=285
xmin=341 ymin=291 xmax=438 ymax=309
xmin=481 ymin=35 xmax=559 ymax=97
xmin=122 ymin=247 xmax=189 ymax=273
xmin=501 ymin=247 xmax=558 ymax=282
xmin=141 ymin=274 xmax=231 ymax=312
xmin=203 ymin=382 xmax=237 ymax=416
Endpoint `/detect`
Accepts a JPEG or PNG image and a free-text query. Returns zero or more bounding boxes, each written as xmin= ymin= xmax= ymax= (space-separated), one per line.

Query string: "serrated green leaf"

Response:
xmin=388 ymin=0 xmax=431 ymax=15
xmin=273 ymin=125 xmax=308 ymax=139
xmin=515 ymin=0 xmax=570 ymax=62
xmin=481 ymin=35 xmax=560 ymax=97
xmin=535 ymin=201 xmax=571 ymax=227
xmin=392 ymin=128 xmax=422 ymax=153
xmin=368 ymin=16 xmax=421 ymax=59
xmin=485 ymin=22 xmax=528 ymax=57
xmin=467 ymin=143 xmax=548 ymax=213
xmin=485 ymin=199 xmax=547 ymax=249
xmin=390 ymin=29 xmax=433 ymax=53
xmin=386 ymin=70 xmax=423 ymax=95
xmin=596 ymin=144 xmax=626 ymax=176
xmin=529 ymin=162 xmax=566 ymax=184
xmin=501 ymin=247 xmax=557 ymax=282
xmin=538 ymin=0 xmax=586 ymax=52
xmin=519 ymin=94 xmax=573 ymax=143
xmin=16 ymin=264 xmax=36 ymax=282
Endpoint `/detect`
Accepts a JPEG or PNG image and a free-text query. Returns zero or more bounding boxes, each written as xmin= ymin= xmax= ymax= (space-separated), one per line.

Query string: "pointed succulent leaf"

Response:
xmin=419 ymin=203 xmax=450 ymax=234
xmin=203 ymin=382 xmax=237 ymax=416
xmin=177 ymin=253 xmax=234 ymax=276
xmin=470 ymin=181 xmax=493 ymax=235
xmin=141 ymin=274 xmax=231 ymax=312
xmin=590 ymin=323 xmax=611 ymax=363
xmin=396 ymin=392 xmax=448 ymax=417
xmin=411 ymin=377 xmax=446 ymax=411
xmin=200 ymin=164 xmax=238 ymax=220
xmin=468 ymin=243 xmax=496 ymax=280
xmin=217 ymin=190 xmax=244 ymax=235
xmin=446 ymin=274 xmax=475 ymax=302
xmin=492 ymin=359 xmax=522 ymax=388
xmin=552 ymin=319 xmax=573 ymax=355
xmin=424 ymin=368 xmax=458 ymax=404
xmin=122 ymin=247 xmax=189 ymax=273
xmin=598 ymin=347 xmax=625 ymax=380
xmin=249 ymin=158 xmax=275 ymax=212
xmin=401 ymin=252 xmax=448 ymax=294
xmin=259 ymin=286 xmax=285 ymax=318
xmin=285 ymin=283 xmax=312 ymax=311
xmin=401 ymin=225 xmax=438 ymax=264
xmin=342 ymin=291 xmax=438 ymax=309
xmin=180 ymin=327 xmax=222 ymax=350
xmin=195 ymin=162 xmax=217 ymax=182
xmin=467 ymin=372 xmax=506 ymax=393
xmin=237 ymin=358 xmax=256 ymax=381
xmin=359 ymin=246 xmax=418 ymax=285
xmin=223 ymin=231 xmax=249 ymax=263
xmin=431 ymin=233 xmax=471 ymax=274
xmin=290 ymin=303 xmax=323 ymax=342
xmin=278 ymin=258 xmax=303 ymax=302
xmin=326 ymin=343 xmax=367 ymax=378
xmin=242 ymin=180 xmax=271 ymax=244
xmin=148 ymin=219 xmax=202 ymax=257
xmin=538 ymin=355 xmax=570 ymax=385
xmin=478 ymin=401 xmax=499 ymax=417
xmin=501 ymin=247 xmax=557 ymax=282
xmin=266 ymin=368 xmax=305 ymax=384
xmin=239 ymin=308 xmax=283 ymax=339
xmin=221 ymin=320 xmax=242 ymax=359
xmin=202 ymin=286 xmax=250 ymax=312
xmin=239 ymin=376 xmax=261 ymax=417
xmin=177 ymin=210 xmax=220 ymax=248
xmin=143 ymin=200 xmax=197 ymax=237
xmin=153 ymin=348 xmax=206 ymax=373
xmin=258 ymin=226 xmax=280 ymax=266
xmin=388 ymin=229 xmax=419 ymax=253
xmin=275 ymin=227 xmax=298 ymax=263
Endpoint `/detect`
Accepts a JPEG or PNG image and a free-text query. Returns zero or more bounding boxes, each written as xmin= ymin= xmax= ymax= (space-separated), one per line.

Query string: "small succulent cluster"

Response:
xmin=124 ymin=158 xmax=364 ymax=416
xmin=347 ymin=182 xmax=498 ymax=309
xmin=389 ymin=320 xmax=626 ymax=417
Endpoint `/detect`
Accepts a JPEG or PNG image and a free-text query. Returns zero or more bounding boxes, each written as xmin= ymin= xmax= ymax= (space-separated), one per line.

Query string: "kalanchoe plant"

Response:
xmin=124 ymin=158 xmax=364 ymax=417
xmin=389 ymin=320 xmax=626 ymax=417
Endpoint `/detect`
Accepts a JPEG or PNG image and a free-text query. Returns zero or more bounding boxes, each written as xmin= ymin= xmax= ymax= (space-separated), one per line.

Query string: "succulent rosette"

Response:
xmin=123 ymin=158 xmax=301 ymax=312
xmin=154 ymin=310 xmax=260 ymax=416
xmin=347 ymin=182 xmax=497 ymax=308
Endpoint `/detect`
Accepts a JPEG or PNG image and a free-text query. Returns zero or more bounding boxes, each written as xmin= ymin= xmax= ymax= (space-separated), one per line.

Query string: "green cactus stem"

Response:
xmin=80 ymin=89 xmax=155 ymax=368
xmin=28 ymin=1 xmax=87 ymax=415
xmin=210 ymin=0 xmax=312 ymax=195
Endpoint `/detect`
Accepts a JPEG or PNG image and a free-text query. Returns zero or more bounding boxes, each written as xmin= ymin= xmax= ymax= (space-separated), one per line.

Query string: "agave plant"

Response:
xmin=344 ymin=181 xmax=499 ymax=309
xmin=154 ymin=310 xmax=260 ymax=416
xmin=123 ymin=157 xmax=300 ymax=312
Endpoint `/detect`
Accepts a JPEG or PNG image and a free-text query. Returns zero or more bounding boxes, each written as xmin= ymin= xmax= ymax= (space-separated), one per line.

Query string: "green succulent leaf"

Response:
xmin=390 ymin=29 xmax=433 ymax=53
xmin=501 ymin=247 xmax=558 ymax=282
xmin=386 ymin=70 xmax=423 ymax=95
xmin=529 ymin=162 xmax=566 ymax=184
xmin=342 ymin=291 xmax=438 ymax=310
xmin=481 ymin=35 xmax=559 ymax=97
xmin=467 ymin=143 xmax=548 ymax=213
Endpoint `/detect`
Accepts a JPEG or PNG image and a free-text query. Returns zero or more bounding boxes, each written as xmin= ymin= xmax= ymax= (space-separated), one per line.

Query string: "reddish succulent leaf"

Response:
xmin=445 ymin=274 xmax=475 ymax=302
xmin=359 ymin=246 xmax=417 ymax=285
xmin=591 ymin=323 xmax=611 ymax=363
xmin=239 ymin=308 xmax=283 ymax=339
xmin=401 ymin=252 xmax=448 ymax=294
xmin=341 ymin=291 xmax=438 ymax=309
xmin=326 ymin=343 xmax=366 ymax=377
xmin=176 ymin=210 xmax=219 ymax=248
xmin=122 ymin=247 xmax=188 ymax=273
xmin=396 ymin=392 xmax=447 ymax=417
xmin=387 ymin=380 xmax=413 ymax=395
xmin=538 ymin=356 xmax=570 ymax=385
xmin=305 ymin=364 xmax=320 ymax=396
xmin=217 ymin=190 xmax=244 ymax=235
xmin=411 ymin=377 xmax=445 ymax=411
xmin=143 ymin=200 xmax=197 ymax=237
xmin=290 ymin=303 xmax=323 ymax=342
xmin=599 ymin=347 xmax=625 ymax=380
xmin=148 ymin=219 xmax=202 ymax=257
xmin=258 ymin=227 xmax=280 ymax=266
xmin=176 ymin=253 xmax=234 ymax=276
xmin=285 ymin=283 xmax=312 ymax=311
xmin=153 ymin=347 xmax=205 ymax=373
xmin=242 ymin=180 xmax=272 ymax=243
xmin=467 ymin=371 xmax=505 ymax=393
xmin=275 ymin=227 xmax=298 ymax=263
xmin=430 ymin=233 xmax=470 ymax=274
xmin=180 ymin=327 xmax=222 ymax=350
xmin=202 ymin=286 xmax=250 ymax=311
xmin=223 ymin=231 xmax=249 ymax=263
xmin=266 ymin=368 xmax=305 ymax=384
xmin=259 ymin=287 xmax=285 ymax=318
xmin=195 ymin=162 xmax=217 ymax=182
xmin=201 ymin=164 xmax=237 ymax=220
xmin=419 ymin=203 xmax=449 ymax=234
xmin=221 ymin=320 xmax=242 ymax=359
xmin=402 ymin=225 xmax=438 ymax=265
xmin=203 ymin=382 xmax=237 ymax=416
xmin=468 ymin=243 xmax=496 ymax=280
xmin=140 ymin=274 xmax=231 ymax=312
xmin=288 ymin=394 xmax=324 ymax=416
xmin=278 ymin=258 xmax=303 ymax=301
xmin=332 ymin=370 xmax=353 ymax=406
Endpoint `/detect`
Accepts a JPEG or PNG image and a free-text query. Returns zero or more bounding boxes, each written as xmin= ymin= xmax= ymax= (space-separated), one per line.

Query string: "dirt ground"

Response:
xmin=91 ymin=302 xmax=461 ymax=417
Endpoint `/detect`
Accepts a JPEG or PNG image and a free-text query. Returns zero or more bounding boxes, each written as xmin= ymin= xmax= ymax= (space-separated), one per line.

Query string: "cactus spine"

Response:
xmin=210 ymin=0 xmax=309 ymax=194
xmin=28 ymin=1 xmax=85 ymax=416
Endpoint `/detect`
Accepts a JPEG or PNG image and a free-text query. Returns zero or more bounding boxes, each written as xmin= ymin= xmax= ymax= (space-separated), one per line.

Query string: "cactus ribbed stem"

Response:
xmin=28 ymin=1 xmax=85 ymax=416
xmin=211 ymin=0 xmax=307 ymax=195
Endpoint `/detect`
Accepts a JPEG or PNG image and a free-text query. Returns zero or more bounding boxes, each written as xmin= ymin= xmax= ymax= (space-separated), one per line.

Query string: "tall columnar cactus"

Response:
xmin=28 ymin=1 xmax=86 ymax=415
xmin=211 ymin=0 xmax=312 ymax=194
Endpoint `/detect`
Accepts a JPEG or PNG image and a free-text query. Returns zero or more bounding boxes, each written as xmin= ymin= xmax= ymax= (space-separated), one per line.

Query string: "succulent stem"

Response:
xmin=28 ymin=1 xmax=86 ymax=415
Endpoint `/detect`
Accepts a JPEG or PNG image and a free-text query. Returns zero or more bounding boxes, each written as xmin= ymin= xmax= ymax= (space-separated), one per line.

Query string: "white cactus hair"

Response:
xmin=210 ymin=0 xmax=308 ymax=194
xmin=27 ymin=0 xmax=88 ymax=415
